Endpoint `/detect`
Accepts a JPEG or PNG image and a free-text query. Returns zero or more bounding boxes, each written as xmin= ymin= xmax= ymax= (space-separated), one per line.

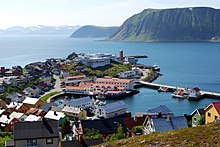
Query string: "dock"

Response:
xmin=139 ymin=81 xmax=220 ymax=99
xmin=126 ymin=55 xmax=148 ymax=58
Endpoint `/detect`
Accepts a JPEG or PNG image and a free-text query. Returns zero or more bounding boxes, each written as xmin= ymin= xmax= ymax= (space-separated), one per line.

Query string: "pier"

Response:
xmin=139 ymin=81 xmax=220 ymax=99
xmin=126 ymin=55 xmax=148 ymax=58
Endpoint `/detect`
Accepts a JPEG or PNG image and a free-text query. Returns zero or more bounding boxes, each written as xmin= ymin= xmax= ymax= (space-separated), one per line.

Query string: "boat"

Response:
xmin=158 ymin=86 xmax=169 ymax=92
xmin=152 ymin=63 xmax=160 ymax=71
xmin=171 ymin=90 xmax=187 ymax=98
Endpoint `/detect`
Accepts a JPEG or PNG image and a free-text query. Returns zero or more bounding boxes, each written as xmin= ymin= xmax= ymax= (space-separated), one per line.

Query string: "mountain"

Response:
xmin=0 ymin=25 xmax=80 ymax=35
xmin=70 ymin=25 xmax=119 ymax=38
xmin=110 ymin=7 xmax=220 ymax=42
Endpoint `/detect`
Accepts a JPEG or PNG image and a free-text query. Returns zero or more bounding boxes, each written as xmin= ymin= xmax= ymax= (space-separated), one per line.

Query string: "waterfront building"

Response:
xmin=65 ymin=82 xmax=93 ymax=94
xmin=62 ymin=106 xmax=87 ymax=120
xmin=204 ymin=102 xmax=220 ymax=124
xmin=124 ymin=56 xmax=138 ymax=64
xmin=5 ymin=119 xmax=60 ymax=147
xmin=95 ymin=101 xmax=128 ymax=118
xmin=64 ymin=75 xmax=91 ymax=86
xmin=95 ymin=77 xmax=134 ymax=90
xmin=64 ymin=96 xmax=93 ymax=109
xmin=191 ymin=108 xmax=205 ymax=127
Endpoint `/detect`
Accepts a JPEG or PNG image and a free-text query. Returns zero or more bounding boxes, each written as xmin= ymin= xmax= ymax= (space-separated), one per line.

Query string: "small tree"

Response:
xmin=197 ymin=114 xmax=205 ymax=126
xmin=60 ymin=119 xmax=71 ymax=138
xmin=105 ymin=124 xmax=125 ymax=142
xmin=83 ymin=128 xmax=102 ymax=139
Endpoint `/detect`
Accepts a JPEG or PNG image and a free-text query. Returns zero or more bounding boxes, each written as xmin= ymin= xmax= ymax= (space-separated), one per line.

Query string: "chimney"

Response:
xmin=158 ymin=112 xmax=162 ymax=118
xmin=166 ymin=113 xmax=170 ymax=121
xmin=119 ymin=50 xmax=123 ymax=61
xmin=54 ymin=111 xmax=57 ymax=116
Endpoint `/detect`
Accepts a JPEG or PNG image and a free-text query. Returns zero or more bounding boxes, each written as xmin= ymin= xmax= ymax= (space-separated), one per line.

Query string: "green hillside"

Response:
xmin=110 ymin=7 xmax=220 ymax=42
xmin=98 ymin=122 xmax=220 ymax=147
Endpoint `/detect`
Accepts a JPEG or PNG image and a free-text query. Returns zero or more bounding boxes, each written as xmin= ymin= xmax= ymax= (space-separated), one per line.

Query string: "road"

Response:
xmin=39 ymin=75 xmax=63 ymax=103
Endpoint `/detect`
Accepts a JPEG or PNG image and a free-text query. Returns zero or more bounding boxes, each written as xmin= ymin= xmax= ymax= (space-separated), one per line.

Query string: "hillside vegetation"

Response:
xmin=98 ymin=123 xmax=220 ymax=147
xmin=110 ymin=7 xmax=220 ymax=42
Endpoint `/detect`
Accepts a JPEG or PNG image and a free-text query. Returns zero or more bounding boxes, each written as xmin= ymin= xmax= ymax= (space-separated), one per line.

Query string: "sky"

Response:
xmin=0 ymin=0 xmax=220 ymax=29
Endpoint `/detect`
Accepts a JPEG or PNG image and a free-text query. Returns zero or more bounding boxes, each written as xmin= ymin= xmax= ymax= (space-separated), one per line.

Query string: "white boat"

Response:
xmin=152 ymin=63 xmax=160 ymax=71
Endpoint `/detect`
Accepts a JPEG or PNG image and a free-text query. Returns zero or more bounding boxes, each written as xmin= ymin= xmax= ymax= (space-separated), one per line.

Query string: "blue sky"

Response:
xmin=0 ymin=0 xmax=219 ymax=29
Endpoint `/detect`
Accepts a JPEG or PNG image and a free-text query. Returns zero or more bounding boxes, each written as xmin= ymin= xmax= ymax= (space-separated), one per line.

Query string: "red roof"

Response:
xmin=205 ymin=102 xmax=220 ymax=115
xmin=192 ymin=87 xmax=200 ymax=91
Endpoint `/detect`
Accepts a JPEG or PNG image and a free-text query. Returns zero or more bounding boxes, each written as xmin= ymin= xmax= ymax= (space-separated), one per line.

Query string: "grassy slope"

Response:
xmin=98 ymin=123 xmax=220 ymax=147
xmin=40 ymin=91 xmax=61 ymax=103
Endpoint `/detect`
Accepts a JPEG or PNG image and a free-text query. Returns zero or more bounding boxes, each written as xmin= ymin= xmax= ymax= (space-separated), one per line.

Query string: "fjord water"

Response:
xmin=1 ymin=35 xmax=220 ymax=115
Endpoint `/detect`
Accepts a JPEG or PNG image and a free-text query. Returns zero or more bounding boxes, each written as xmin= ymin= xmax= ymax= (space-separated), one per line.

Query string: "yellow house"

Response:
xmin=204 ymin=102 xmax=220 ymax=124
xmin=62 ymin=106 xmax=87 ymax=120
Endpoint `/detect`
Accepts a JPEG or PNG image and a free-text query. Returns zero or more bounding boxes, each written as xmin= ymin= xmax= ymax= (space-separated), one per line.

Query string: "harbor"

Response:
xmin=139 ymin=81 xmax=220 ymax=99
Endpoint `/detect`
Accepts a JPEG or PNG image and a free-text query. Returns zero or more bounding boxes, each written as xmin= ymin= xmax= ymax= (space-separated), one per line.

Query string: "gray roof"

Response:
xmin=152 ymin=116 xmax=188 ymax=132
xmin=64 ymin=96 xmax=92 ymax=107
xmin=147 ymin=105 xmax=172 ymax=114
xmin=40 ymin=102 xmax=57 ymax=112
xmin=5 ymin=140 xmax=14 ymax=147
xmin=14 ymin=119 xmax=59 ymax=140
xmin=100 ymin=101 xmax=127 ymax=113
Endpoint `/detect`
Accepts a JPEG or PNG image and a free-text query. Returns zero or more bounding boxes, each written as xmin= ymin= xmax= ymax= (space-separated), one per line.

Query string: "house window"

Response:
xmin=208 ymin=112 xmax=211 ymax=117
xmin=46 ymin=138 xmax=53 ymax=144
xmin=194 ymin=117 xmax=196 ymax=121
xmin=215 ymin=115 xmax=218 ymax=120
xmin=27 ymin=139 xmax=37 ymax=146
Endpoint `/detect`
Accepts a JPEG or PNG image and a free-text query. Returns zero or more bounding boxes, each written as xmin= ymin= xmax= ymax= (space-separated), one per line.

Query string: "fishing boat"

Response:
xmin=171 ymin=90 xmax=187 ymax=98
xmin=158 ymin=86 xmax=169 ymax=92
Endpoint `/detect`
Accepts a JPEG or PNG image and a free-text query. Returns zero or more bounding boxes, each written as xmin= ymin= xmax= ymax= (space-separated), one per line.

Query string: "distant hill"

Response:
xmin=0 ymin=25 xmax=80 ymax=35
xmin=110 ymin=7 xmax=220 ymax=42
xmin=70 ymin=25 xmax=119 ymax=38
xmin=101 ymin=122 xmax=220 ymax=147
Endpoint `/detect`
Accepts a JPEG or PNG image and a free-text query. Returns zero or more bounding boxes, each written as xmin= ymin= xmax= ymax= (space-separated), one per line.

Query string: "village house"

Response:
xmin=24 ymin=114 xmax=41 ymax=122
xmin=64 ymin=96 xmax=93 ymax=109
xmin=204 ymin=102 xmax=220 ymax=124
xmin=6 ymin=92 xmax=24 ymax=103
xmin=9 ymin=112 xmax=26 ymax=122
xmin=76 ymin=117 xmax=127 ymax=139
xmin=95 ymin=77 xmax=134 ymax=90
xmin=0 ymin=99 xmax=7 ymax=109
xmin=60 ymin=69 xmax=70 ymax=78
xmin=95 ymin=101 xmax=128 ymax=119
xmin=62 ymin=106 xmax=87 ymax=120
xmin=64 ymin=75 xmax=91 ymax=86
xmin=0 ymin=83 xmax=5 ymax=94
xmin=191 ymin=108 xmax=205 ymax=127
xmin=23 ymin=85 xmax=42 ymax=98
xmin=143 ymin=114 xmax=188 ymax=134
xmin=44 ymin=110 xmax=68 ymax=126
xmin=7 ymin=102 xmax=29 ymax=113
xmin=146 ymin=105 xmax=174 ymax=118
xmin=22 ymin=97 xmax=44 ymax=109
xmin=5 ymin=119 xmax=60 ymax=147
xmin=26 ymin=108 xmax=47 ymax=117
xmin=65 ymin=81 xmax=93 ymax=94
xmin=40 ymin=102 xmax=58 ymax=112
xmin=0 ymin=115 xmax=19 ymax=132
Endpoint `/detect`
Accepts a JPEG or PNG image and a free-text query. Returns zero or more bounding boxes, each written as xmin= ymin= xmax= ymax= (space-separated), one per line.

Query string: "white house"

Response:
xmin=64 ymin=96 xmax=93 ymax=109
xmin=95 ymin=101 xmax=128 ymax=118
xmin=24 ymin=114 xmax=41 ymax=122
xmin=62 ymin=106 xmax=87 ymax=120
